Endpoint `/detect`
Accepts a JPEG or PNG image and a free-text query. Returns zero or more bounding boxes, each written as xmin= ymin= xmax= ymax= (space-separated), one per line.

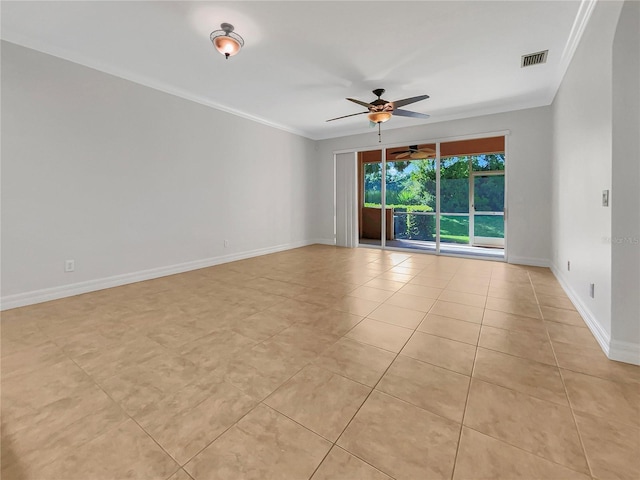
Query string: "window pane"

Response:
xmin=440 ymin=214 xmax=470 ymax=244
xmin=473 ymin=175 xmax=505 ymax=211
xmin=440 ymin=156 xmax=469 ymax=244
xmin=474 ymin=215 xmax=504 ymax=238
xmin=440 ymin=157 xmax=470 ymax=214
xmin=363 ymin=162 xmax=382 ymax=206
xmin=386 ymin=157 xmax=436 ymax=242
xmin=472 ymin=153 xmax=505 ymax=172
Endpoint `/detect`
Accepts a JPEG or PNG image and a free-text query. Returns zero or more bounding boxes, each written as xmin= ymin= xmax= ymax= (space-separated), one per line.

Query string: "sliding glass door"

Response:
xmin=356 ymin=136 xmax=505 ymax=259
xmin=384 ymin=144 xmax=437 ymax=251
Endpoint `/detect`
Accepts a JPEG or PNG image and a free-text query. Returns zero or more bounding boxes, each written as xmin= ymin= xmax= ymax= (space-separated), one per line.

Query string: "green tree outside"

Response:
xmin=363 ymin=154 xmax=505 ymax=243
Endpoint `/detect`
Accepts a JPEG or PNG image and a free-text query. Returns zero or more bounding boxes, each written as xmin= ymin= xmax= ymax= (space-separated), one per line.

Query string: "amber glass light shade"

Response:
xmin=214 ymin=36 xmax=241 ymax=58
xmin=368 ymin=112 xmax=392 ymax=123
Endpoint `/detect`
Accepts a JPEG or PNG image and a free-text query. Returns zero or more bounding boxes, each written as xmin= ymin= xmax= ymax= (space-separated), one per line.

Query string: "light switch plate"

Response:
xmin=602 ymin=190 xmax=609 ymax=207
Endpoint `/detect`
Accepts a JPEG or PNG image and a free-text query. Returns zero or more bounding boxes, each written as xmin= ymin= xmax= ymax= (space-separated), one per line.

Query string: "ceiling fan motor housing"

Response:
xmin=370 ymin=89 xmax=392 ymax=111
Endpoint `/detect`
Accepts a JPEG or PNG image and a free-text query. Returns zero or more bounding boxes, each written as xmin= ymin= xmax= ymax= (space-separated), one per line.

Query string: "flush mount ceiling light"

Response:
xmin=210 ymin=23 xmax=244 ymax=59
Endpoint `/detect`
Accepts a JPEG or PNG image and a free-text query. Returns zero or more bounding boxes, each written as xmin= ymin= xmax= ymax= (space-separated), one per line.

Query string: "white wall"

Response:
xmin=550 ymin=1 xmax=621 ymax=344
xmin=1 ymin=42 xmax=316 ymax=308
xmin=611 ymin=0 xmax=640 ymax=361
xmin=314 ymin=107 xmax=553 ymax=266
xmin=551 ymin=0 xmax=639 ymax=364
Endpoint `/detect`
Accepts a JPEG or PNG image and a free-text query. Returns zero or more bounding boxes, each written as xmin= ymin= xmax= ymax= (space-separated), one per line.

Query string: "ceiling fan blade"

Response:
xmin=347 ymin=97 xmax=374 ymax=109
xmin=410 ymin=151 xmax=435 ymax=159
xmin=395 ymin=152 xmax=411 ymax=159
xmin=391 ymin=95 xmax=430 ymax=109
xmin=393 ymin=108 xmax=430 ymax=119
xmin=326 ymin=111 xmax=369 ymax=122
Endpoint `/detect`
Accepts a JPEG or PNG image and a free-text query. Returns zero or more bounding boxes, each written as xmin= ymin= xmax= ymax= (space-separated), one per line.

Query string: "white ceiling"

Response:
xmin=1 ymin=1 xmax=591 ymax=140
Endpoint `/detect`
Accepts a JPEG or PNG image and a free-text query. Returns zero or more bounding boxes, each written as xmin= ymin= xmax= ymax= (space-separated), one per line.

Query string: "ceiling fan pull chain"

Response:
xmin=378 ymin=122 xmax=382 ymax=143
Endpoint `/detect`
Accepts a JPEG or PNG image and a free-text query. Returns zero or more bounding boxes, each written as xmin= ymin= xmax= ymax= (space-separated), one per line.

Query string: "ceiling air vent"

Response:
xmin=521 ymin=50 xmax=548 ymax=67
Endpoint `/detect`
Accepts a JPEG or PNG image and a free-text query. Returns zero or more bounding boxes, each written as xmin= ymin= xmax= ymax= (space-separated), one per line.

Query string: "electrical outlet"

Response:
xmin=590 ymin=283 xmax=595 ymax=298
xmin=224 ymin=240 xmax=229 ymax=248
xmin=567 ymin=261 xmax=571 ymax=271
xmin=65 ymin=259 xmax=75 ymax=272
xmin=602 ymin=190 xmax=609 ymax=207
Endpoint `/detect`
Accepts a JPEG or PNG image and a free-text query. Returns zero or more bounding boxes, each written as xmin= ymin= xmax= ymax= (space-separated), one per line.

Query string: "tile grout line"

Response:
xmin=459 ymin=424 xmax=598 ymax=476
xmin=43 ymin=310 xmax=309 ymax=476
xmin=41 ymin=333 xmax=184 ymax=477
xmin=177 ymin=365 xmax=311 ymax=471
xmin=306 ymin=349 xmax=418 ymax=478
xmin=207 ymin=262 xmax=573 ymax=476
xmin=179 ymin=320 xmax=348 ymax=472
xmin=307 ymin=277 xmax=440 ymax=480
xmin=448 ymin=265 xmax=597 ymax=479
xmin=449 ymin=266 xmax=596 ymax=477
xmin=333 ymin=444 xmax=397 ymax=480
xmin=321 ymin=264 xmax=470 ymax=479
xmin=449 ymin=265 xmax=486 ymax=480
xmin=469 ymin=346 xmax=572 ymax=406
xmin=10 ymin=251 xmax=624 ymax=480
xmin=530 ymin=270 xmax=595 ymax=479
xmin=20 ymin=321 xmax=165 ymax=472
xmin=311 ymin=253 xmax=455 ymax=478
xmin=84 ymin=364 xmax=181 ymax=464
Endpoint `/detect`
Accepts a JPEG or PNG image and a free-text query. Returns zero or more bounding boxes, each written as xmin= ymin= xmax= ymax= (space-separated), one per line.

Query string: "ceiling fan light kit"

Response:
xmin=327 ymin=88 xmax=430 ymax=142
xmin=368 ymin=112 xmax=392 ymax=123
xmin=210 ymin=23 xmax=244 ymax=59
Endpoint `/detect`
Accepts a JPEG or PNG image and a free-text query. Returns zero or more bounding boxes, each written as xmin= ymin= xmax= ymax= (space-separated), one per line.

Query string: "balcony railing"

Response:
xmin=393 ymin=210 xmax=504 ymax=244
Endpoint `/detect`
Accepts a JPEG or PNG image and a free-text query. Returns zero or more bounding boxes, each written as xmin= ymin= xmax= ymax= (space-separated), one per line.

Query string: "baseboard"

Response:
xmin=608 ymin=339 xmax=640 ymax=366
xmin=507 ymin=255 xmax=550 ymax=267
xmin=550 ymin=264 xmax=612 ymax=356
xmin=0 ymin=239 xmax=318 ymax=311
xmin=312 ymin=238 xmax=336 ymax=246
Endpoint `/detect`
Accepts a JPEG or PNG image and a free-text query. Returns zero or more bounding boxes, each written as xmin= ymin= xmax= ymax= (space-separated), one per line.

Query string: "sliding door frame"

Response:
xmin=333 ymin=129 xmax=510 ymax=261
xmin=470 ymin=170 xmax=506 ymax=248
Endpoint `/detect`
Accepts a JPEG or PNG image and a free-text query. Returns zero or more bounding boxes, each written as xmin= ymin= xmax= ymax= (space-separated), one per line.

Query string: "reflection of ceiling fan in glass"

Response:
xmin=326 ymin=89 xmax=430 ymax=142
xmin=394 ymin=145 xmax=436 ymax=159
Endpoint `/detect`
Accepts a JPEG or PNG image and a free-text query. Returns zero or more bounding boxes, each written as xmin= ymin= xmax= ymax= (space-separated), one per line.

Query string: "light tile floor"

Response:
xmin=1 ymin=245 xmax=639 ymax=480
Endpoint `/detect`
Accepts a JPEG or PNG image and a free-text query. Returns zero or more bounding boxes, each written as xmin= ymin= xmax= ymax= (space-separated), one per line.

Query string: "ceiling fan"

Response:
xmin=326 ymin=88 xmax=430 ymax=142
xmin=394 ymin=145 xmax=436 ymax=159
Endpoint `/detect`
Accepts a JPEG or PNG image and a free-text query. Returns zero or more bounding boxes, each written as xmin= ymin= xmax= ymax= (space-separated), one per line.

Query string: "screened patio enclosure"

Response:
xmin=356 ymin=136 xmax=506 ymax=259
